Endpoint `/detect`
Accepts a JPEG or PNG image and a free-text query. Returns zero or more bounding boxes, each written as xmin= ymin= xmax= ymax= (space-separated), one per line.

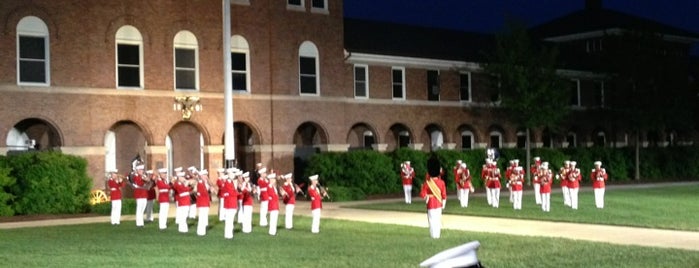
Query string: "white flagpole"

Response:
xmin=222 ymin=0 xmax=235 ymax=168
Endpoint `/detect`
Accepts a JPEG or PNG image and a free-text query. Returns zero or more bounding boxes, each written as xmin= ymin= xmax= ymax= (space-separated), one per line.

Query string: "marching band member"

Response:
xmin=107 ymin=169 xmax=125 ymax=225
xmin=234 ymin=169 xmax=245 ymax=224
xmin=281 ymin=173 xmax=302 ymax=229
xmin=222 ymin=174 xmax=238 ymax=239
xmin=155 ymin=168 xmax=171 ymax=230
xmin=132 ymin=165 xmax=149 ymax=228
xmin=173 ymin=171 xmax=192 ymax=233
xmin=401 ymin=161 xmax=415 ymax=204
xmin=216 ymin=168 xmax=227 ymax=222
xmin=567 ymin=161 xmax=582 ymax=210
xmin=420 ymin=155 xmax=447 ymax=239
xmin=186 ymin=166 xmax=199 ymax=220
xmin=505 ymin=160 xmax=515 ymax=203
xmin=453 ymin=160 xmax=463 ymax=200
xmin=241 ymin=172 xmax=255 ymax=233
xmin=485 ymin=159 xmax=501 ymax=208
xmin=511 ymin=166 xmax=524 ymax=210
xmin=558 ymin=161 xmax=571 ymax=207
xmin=308 ymin=174 xmax=327 ymax=234
xmin=539 ymin=162 xmax=553 ymax=212
xmin=530 ymin=157 xmax=542 ymax=205
xmin=457 ymin=162 xmax=472 ymax=208
xmin=145 ymin=170 xmax=156 ymax=222
xmin=267 ymin=173 xmax=280 ymax=236
xmin=257 ymin=167 xmax=270 ymax=227
xmin=591 ymin=161 xmax=608 ymax=209
xmin=196 ymin=169 xmax=211 ymax=236
xmin=480 ymin=160 xmax=492 ymax=206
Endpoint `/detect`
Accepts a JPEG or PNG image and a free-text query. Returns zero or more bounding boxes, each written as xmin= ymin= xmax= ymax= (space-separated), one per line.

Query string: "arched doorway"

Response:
xmin=7 ymin=118 xmax=62 ymax=151
xmin=106 ymin=121 xmax=147 ymax=175
xmin=387 ymin=123 xmax=412 ymax=151
xmin=167 ymin=122 xmax=203 ymax=171
xmin=347 ymin=123 xmax=377 ymax=150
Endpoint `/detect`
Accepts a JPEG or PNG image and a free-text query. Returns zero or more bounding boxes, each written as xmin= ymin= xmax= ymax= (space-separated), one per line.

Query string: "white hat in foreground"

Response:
xmin=420 ymin=241 xmax=482 ymax=268
xmin=309 ymin=174 xmax=319 ymax=181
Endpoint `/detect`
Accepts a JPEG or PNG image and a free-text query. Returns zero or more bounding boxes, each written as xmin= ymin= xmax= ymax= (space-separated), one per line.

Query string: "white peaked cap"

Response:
xmin=135 ymin=165 xmax=145 ymax=170
xmin=420 ymin=241 xmax=481 ymax=268
xmin=216 ymin=168 xmax=226 ymax=173
xmin=594 ymin=161 xmax=602 ymax=166
xmin=242 ymin=172 xmax=250 ymax=178
xmin=187 ymin=166 xmax=198 ymax=173
xmin=267 ymin=173 xmax=277 ymax=179
xmin=534 ymin=157 xmax=540 ymax=161
xmin=457 ymin=160 xmax=463 ymax=164
xmin=174 ymin=167 xmax=183 ymax=172
xmin=283 ymin=173 xmax=293 ymax=179
xmin=571 ymin=161 xmax=577 ymax=166
xmin=460 ymin=163 xmax=467 ymax=168
xmin=541 ymin=162 xmax=549 ymax=169
xmin=234 ymin=170 xmax=243 ymax=176
xmin=405 ymin=161 xmax=411 ymax=165
xmin=564 ymin=160 xmax=571 ymax=164
xmin=108 ymin=169 xmax=118 ymax=173
xmin=176 ymin=171 xmax=186 ymax=177
xmin=220 ymin=175 xmax=228 ymax=180
xmin=200 ymin=169 xmax=208 ymax=175
xmin=309 ymin=174 xmax=319 ymax=181
xmin=514 ymin=159 xmax=519 ymax=163
xmin=146 ymin=170 xmax=153 ymax=174
xmin=225 ymin=168 xmax=235 ymax=174
xmin=258 ymin=167 xmax=267 ymax=174
xmin=515 ymin=166 xmax=523 ymax=171
xmin=158 ymin=168 xmax=167 ymax=173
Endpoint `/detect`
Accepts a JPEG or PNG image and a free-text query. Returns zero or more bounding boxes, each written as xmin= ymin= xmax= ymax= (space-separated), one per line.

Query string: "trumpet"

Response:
xmin=317 ymin=184 xmax=331 ymax=200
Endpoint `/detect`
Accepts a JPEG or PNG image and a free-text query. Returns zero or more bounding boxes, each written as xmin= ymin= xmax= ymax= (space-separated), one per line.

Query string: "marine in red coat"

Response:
xmin=419 ymin=155 xmax=447 ymax=239
xmin=401 ymin=161 xmax=415 ymax=204
xmin=567 ymin=161 xmax=582 ymax=210
xmin=308 ymin=174 xmax=327 ymax=233
xmin=107 ymin=169 xmax=125 ymax=225
xmin=281 ymin=173 xmax=302 ymax=229
xmin=591 ymin=161 xmax=608 ymax=209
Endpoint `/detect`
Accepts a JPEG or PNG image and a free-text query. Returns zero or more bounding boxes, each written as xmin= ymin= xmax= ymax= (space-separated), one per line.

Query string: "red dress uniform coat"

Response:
xmin=147 ymin=183 xmax=156 ymax=201
xmin=155 ymin=179 xmax=171 ymax=203
xmin=282 ymin=183 xmax=297 ymax=205
xmin=216 ymin=178 xmax=226 ymax=199
xmin=401 ymin=168 xmax=415 ymax=186
xmin=196 ymin=180 xmax=210 ymax=207
xmin=308 ymin=185 xmax=323 ymax=210
xmin=420 ymin=177 xmax=447 ymax=209
xmin=108 ymin=178 xmax=125 ymax=200
xmin=453 ymin=166 xmax=462 ymax=189
xmin=591 ymin=168 xmax=608 ymax=189
xmin=559 ymin=167 xmax=569 ymax=188
xmin=242 ymin=183 xmax=254 ymax=206
xmin=486 ymin=168 xmax=501 ymax=188
xmin=530 ymin=164 xmax=541 ymax=184
xmin=132 ymin=174 xmax=148 ymax=199
xmin=173 ymin=182 xmax=191 ymax=206
xmin=540 ymin=171 xmax=553 ymax=194
xmin=267 ymin=186 xmax=280 ymax=211
xmin=258 ymin=179 xmax=269 ymax=201
xmin=567 ymin=169 xmax=582 ymax=189
xmin=222 ymin=180 xmax=238 ymax=209
xmin=459 ymin=168 xmax=472 ymax=189
xmin=511 ymin=173 xmax=524 ymax=191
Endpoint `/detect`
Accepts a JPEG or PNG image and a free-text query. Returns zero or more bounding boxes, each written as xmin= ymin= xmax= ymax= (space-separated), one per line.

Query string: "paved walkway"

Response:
xmin=2 ymin=182 xmax=698 ymax=252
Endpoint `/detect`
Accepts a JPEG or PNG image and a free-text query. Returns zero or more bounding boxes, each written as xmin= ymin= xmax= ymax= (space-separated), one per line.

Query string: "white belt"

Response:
xmin=110 ymin=188 xmax=117 ymax=191
xmin=179 ymin=192 xmax=190 ymax=197
xmin=259 ymin=188 xmax=267 ymax=191
xmin=159 ymin=189 xmax=169 ymax=193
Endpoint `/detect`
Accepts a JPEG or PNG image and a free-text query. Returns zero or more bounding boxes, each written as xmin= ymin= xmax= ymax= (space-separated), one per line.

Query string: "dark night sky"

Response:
xmin=343 ymin=0 xmax=699 ymax=53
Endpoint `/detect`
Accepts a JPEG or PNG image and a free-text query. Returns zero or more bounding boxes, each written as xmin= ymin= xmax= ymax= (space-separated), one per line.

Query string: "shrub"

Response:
xmin=0 ymin=156 xmax=16 ymax=216
xmin=326 ymin=186 xmax=366 ymax=202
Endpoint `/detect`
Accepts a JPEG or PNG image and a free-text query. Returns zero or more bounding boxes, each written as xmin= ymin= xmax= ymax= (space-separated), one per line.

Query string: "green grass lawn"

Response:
xmin=353 ymin=184 xmax=699 ymax=231
xmin=1 ymin=215 xmax=698 ymax=267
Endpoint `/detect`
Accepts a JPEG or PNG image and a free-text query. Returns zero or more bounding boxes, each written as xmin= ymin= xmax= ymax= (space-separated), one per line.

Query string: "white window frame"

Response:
xmin=566 ymin=132 xmax=577 ymax=148
xmin=570 ymin=79 xmax=581 ymax=107
xmin=115 ymin=25 xmax=144 ymax=89
xmin=354 ymin=64 xmax=369 ymax=99
xmin=16 ymin=16 xmax=50 ymax=86
xmin=231 ymin=35 xmax=251 ymax=93
xmin=299 ymin=41 xmax=320 ymax=96
xmin=310 ymin=0 xmax=329 ymax=14
xmin=391 ymin=67 xmax=406 ymax=100
xmin=287 ymin=0 xmax=305 ymax=11
xmin=459 ymin=71 xmax=472 ymax=102
xmin=461 ymin=130 xmax=474 ymax=150
xmin=231 ymin=0 xmax=250 ymax=6
xmin=595 ymin=80 xmax=605 ymax=107
xmin=489 ymin=130 xmax=502 ymax=149
xmin=173 ymin=30 xmax=199 ymax=91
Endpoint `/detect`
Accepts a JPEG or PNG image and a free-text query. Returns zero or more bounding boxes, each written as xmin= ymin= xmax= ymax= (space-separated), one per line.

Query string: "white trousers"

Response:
xmin=569 ymin=187 xmax=579 ymax=209
xmin=427 ymin=208 xmax=442 ymax=239
xmin=285 ymin=204 xmax=295 ymax=229
xmin=541 ymin=193 xmax=550 ymax=212
xmin=110 ymin=200 xmax=121 ymax=225
xmin=158 ymin=202 xmax=169 ymax=229
xmin=259 ymin=201 xmax=269 ymax=226
xmin=487 ymin=188 xmax=500 ymax=208
xmin=563 ymin=186 xmax=571 ymax=206
xmin=237 ymin=200 xmax=244 ymax=223
xmin=486 ymin=187 xmax=492 ymax=205
xmin=403 ymin=185 xmax=412 ymax=204
xmin=242 ymin=205 xmax=253 ymax=233
xmin=311 ymin=208 xmax=321 ymax=233
xmin=269 ymin=210 xmax=279 ymax=235
xmin=135 ymin=198 xmax=146 ymax=227
xmin=224 ymin=208 xmax=237 ymax=239
xmin=513 ymin=190 xmax=522 ymax=210
xmin=197 ymin=207 xmax=209 ymax=236
xmin=176 ymin=205 xmax=189 ymax=233
xmin=218 ymin=197 xmax=226 ymax=221
xmin=458 ymin=189 xmax=470 ymax=207
xmin=188 ymin=204 xmax=197 ymax=219
xmin=508 ymin=184 xmax=513 ymax=203
xmin=533 ymin=183 xmax=541 ymax=204
xmin=145 ymin=200 xmax=154 ymax=221
xmin=594 ymin=188 xmax=605 ymax=208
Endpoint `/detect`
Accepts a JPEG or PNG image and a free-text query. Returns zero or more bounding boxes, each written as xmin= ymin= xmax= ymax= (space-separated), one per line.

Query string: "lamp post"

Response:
xmin=222 ymin=0 xmax=235 ymax=168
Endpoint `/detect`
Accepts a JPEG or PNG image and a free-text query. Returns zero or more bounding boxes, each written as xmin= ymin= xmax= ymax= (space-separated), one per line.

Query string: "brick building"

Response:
xmin=1 ymin=0 xmax=696 ymax=189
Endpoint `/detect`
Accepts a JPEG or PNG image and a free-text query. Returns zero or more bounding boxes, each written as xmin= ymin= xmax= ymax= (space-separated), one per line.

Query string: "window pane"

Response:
xmin=300 ymin=57 xmax=316 ymax=75
xmin=392 ymin=69 xmax=402 ymax=83
xmin=117 ymin=44 xmax=140 ymax=65
xmin=355 ymin=81 xmax=366 ymax=97
xmin=19 ymin=60 xmax=46 ymax=83
xmin=393 ymin=85 xmax=403 ymax=98
xmin=461 ymin=135 xmax=472 ymax=150
xmin=19 ymin=36 xmax=45 ymax=59
xmin=300 ymin=76 xmax=316 ymax=94
xmin=312 ymin=0 xmax=325 ymax=8
xmin=118 ymin=66 xmax=140 ymax=87
xmin=232 ymin=73 xmax=247 ymax=91
xmin=288 ymin=0 xmax=301 ymax=5
xmin=354 ymin=67 xmax=365 ymax=81
xmin=569 ymin=80 xmax=579 ymax=105
xmin=175 ymin=48 xmax=195 ymax=68
xmin=460 ymin=74 xmax=470 ymax=101
xmin=490 ymin=135 xmax=500 ymax=148
xmin=176 ymin=70 xmax=195 ymax=89
xmin=427 ymin=70 xmax=439 ymax=101
xmin=231 ymin=52 xmax=246 ymax=71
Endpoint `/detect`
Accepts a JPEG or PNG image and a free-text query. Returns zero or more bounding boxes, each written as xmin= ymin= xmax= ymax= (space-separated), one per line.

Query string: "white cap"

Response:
xmin=456 ymin=160 xmax=462 ymax=164
xmin=309 ymin=174 xmax=319 ymax=181
xmin=258 ymin=167 xmax=267 ymax=174
xmin=107 ymin=169 xmax=118 ymax=173
xmin=594 ymin=161 xmax=602 ymax=166
xmin=174 ymin=167 xmax=183 ymax=172
xmin=420 ymin=241 xmax=481 ymax=268
xmin=460 ymin=163 xmax=467 ymax=168
xmin=564 ymin=160 xmax=570 ymax=165
xmin=267 ymin=173 xmax=277 ymax=179
xmin=176 ymin=171 xmax=186 ymax=177
xmin=217 ymin=168 xmax=226 ymax=173
xmin=514 ymin=159 xmax=519 ymax=163
xmin=405 ymin=161 xmax=411 ymax=165
xmin=283 ymin=173 xmax=293 ymax=179
xmin=135 ymin=165 xmax=145 ymax=170
xmin=146 ymin=170 xmax=153 ymax=174
xmin=534 ymin=157 xmax=540 ymax=161
xmin=234 ymin=170 xmax=243 ymax=177
xmin=187 ymin=166 xmax=198 ymax=173
xmin=220 ymin=175 xmax=229 ymax=180
xmin=541 ymin=162 xmax=549 ymax=169
xmin=200 ymin=169 xmax=208 ymax=175
xmin=242 ymin=172 xmax=250 ymax=178
xmin=571 ymin=161 xmax=577 ymax=166
xmin=158 ymin=168 xmax=167 ymax=173
xmin=515 ymin=166 xmax=523 ymax=171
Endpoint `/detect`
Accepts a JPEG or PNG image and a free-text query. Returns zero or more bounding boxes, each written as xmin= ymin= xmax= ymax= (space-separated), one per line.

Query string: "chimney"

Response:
xmin=586 ymin=0 xmax=602 ymax=10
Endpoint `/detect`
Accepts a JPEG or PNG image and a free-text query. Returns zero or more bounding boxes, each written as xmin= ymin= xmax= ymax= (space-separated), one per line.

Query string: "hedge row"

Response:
xmin=303 ymin=147 xmax=699 ymax=201
xmin=0 ymin=151 xmax=93 ymax=216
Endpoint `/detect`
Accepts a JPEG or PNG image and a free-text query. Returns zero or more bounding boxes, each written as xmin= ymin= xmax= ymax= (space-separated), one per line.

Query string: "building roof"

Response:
xmin=530 ymin=6 xmax=699 ymax=42
xmin=343 ymin=18 xmax=494 ymax=63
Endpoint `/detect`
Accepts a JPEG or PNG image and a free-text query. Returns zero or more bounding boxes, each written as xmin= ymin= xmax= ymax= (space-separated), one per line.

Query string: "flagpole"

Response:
xmin=222 ymin=0 xmax=235 ymax=168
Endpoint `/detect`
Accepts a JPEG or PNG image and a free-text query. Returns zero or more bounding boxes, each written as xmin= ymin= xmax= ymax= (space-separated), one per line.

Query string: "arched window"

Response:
xmin=362 ymin=130 xmax=374 ymax=149
xmin=516 ymin=130 xmax=526 ymax=148
xmin=115 ymin=25 xmax=144 ymax=89
xmin=430 ymin=130 xmax=444 ymax=150
xmin=594 ymin=131 xmax=606 ymax=147
xmin=461 ymin=130 xmax=474 ymax=150
xmin=299 ymin=41 xmax=319 ymax=95
xmin=17 ymin=16 xmax=50 ymax=85
xmin=566 ymin=132 xmax=577 ymax=148
xmin=174 ymin=31 xmax=199 ymax=90
xmin=489 ymin=130 xmax=502 ymax=149
xmin=398 ymin=131 xmax=410 ymax=148
xmin=231 ymin=35 xmax=250 ymax=92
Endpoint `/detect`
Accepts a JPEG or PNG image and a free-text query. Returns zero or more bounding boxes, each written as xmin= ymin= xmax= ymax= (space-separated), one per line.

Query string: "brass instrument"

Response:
xmin=317 ymin=183 xmax=331 ymax=200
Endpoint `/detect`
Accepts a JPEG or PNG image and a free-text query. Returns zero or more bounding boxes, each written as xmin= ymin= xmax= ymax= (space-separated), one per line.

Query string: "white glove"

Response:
xmin=442 ymin=200 xmax=446 ymax=209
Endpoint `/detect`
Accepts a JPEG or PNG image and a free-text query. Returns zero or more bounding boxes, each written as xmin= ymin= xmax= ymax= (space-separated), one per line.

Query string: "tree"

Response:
xmin=483 ymin=21 xmax=570 ymax=183
xmin=602 ymin=31 xmax=695 ymax=180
